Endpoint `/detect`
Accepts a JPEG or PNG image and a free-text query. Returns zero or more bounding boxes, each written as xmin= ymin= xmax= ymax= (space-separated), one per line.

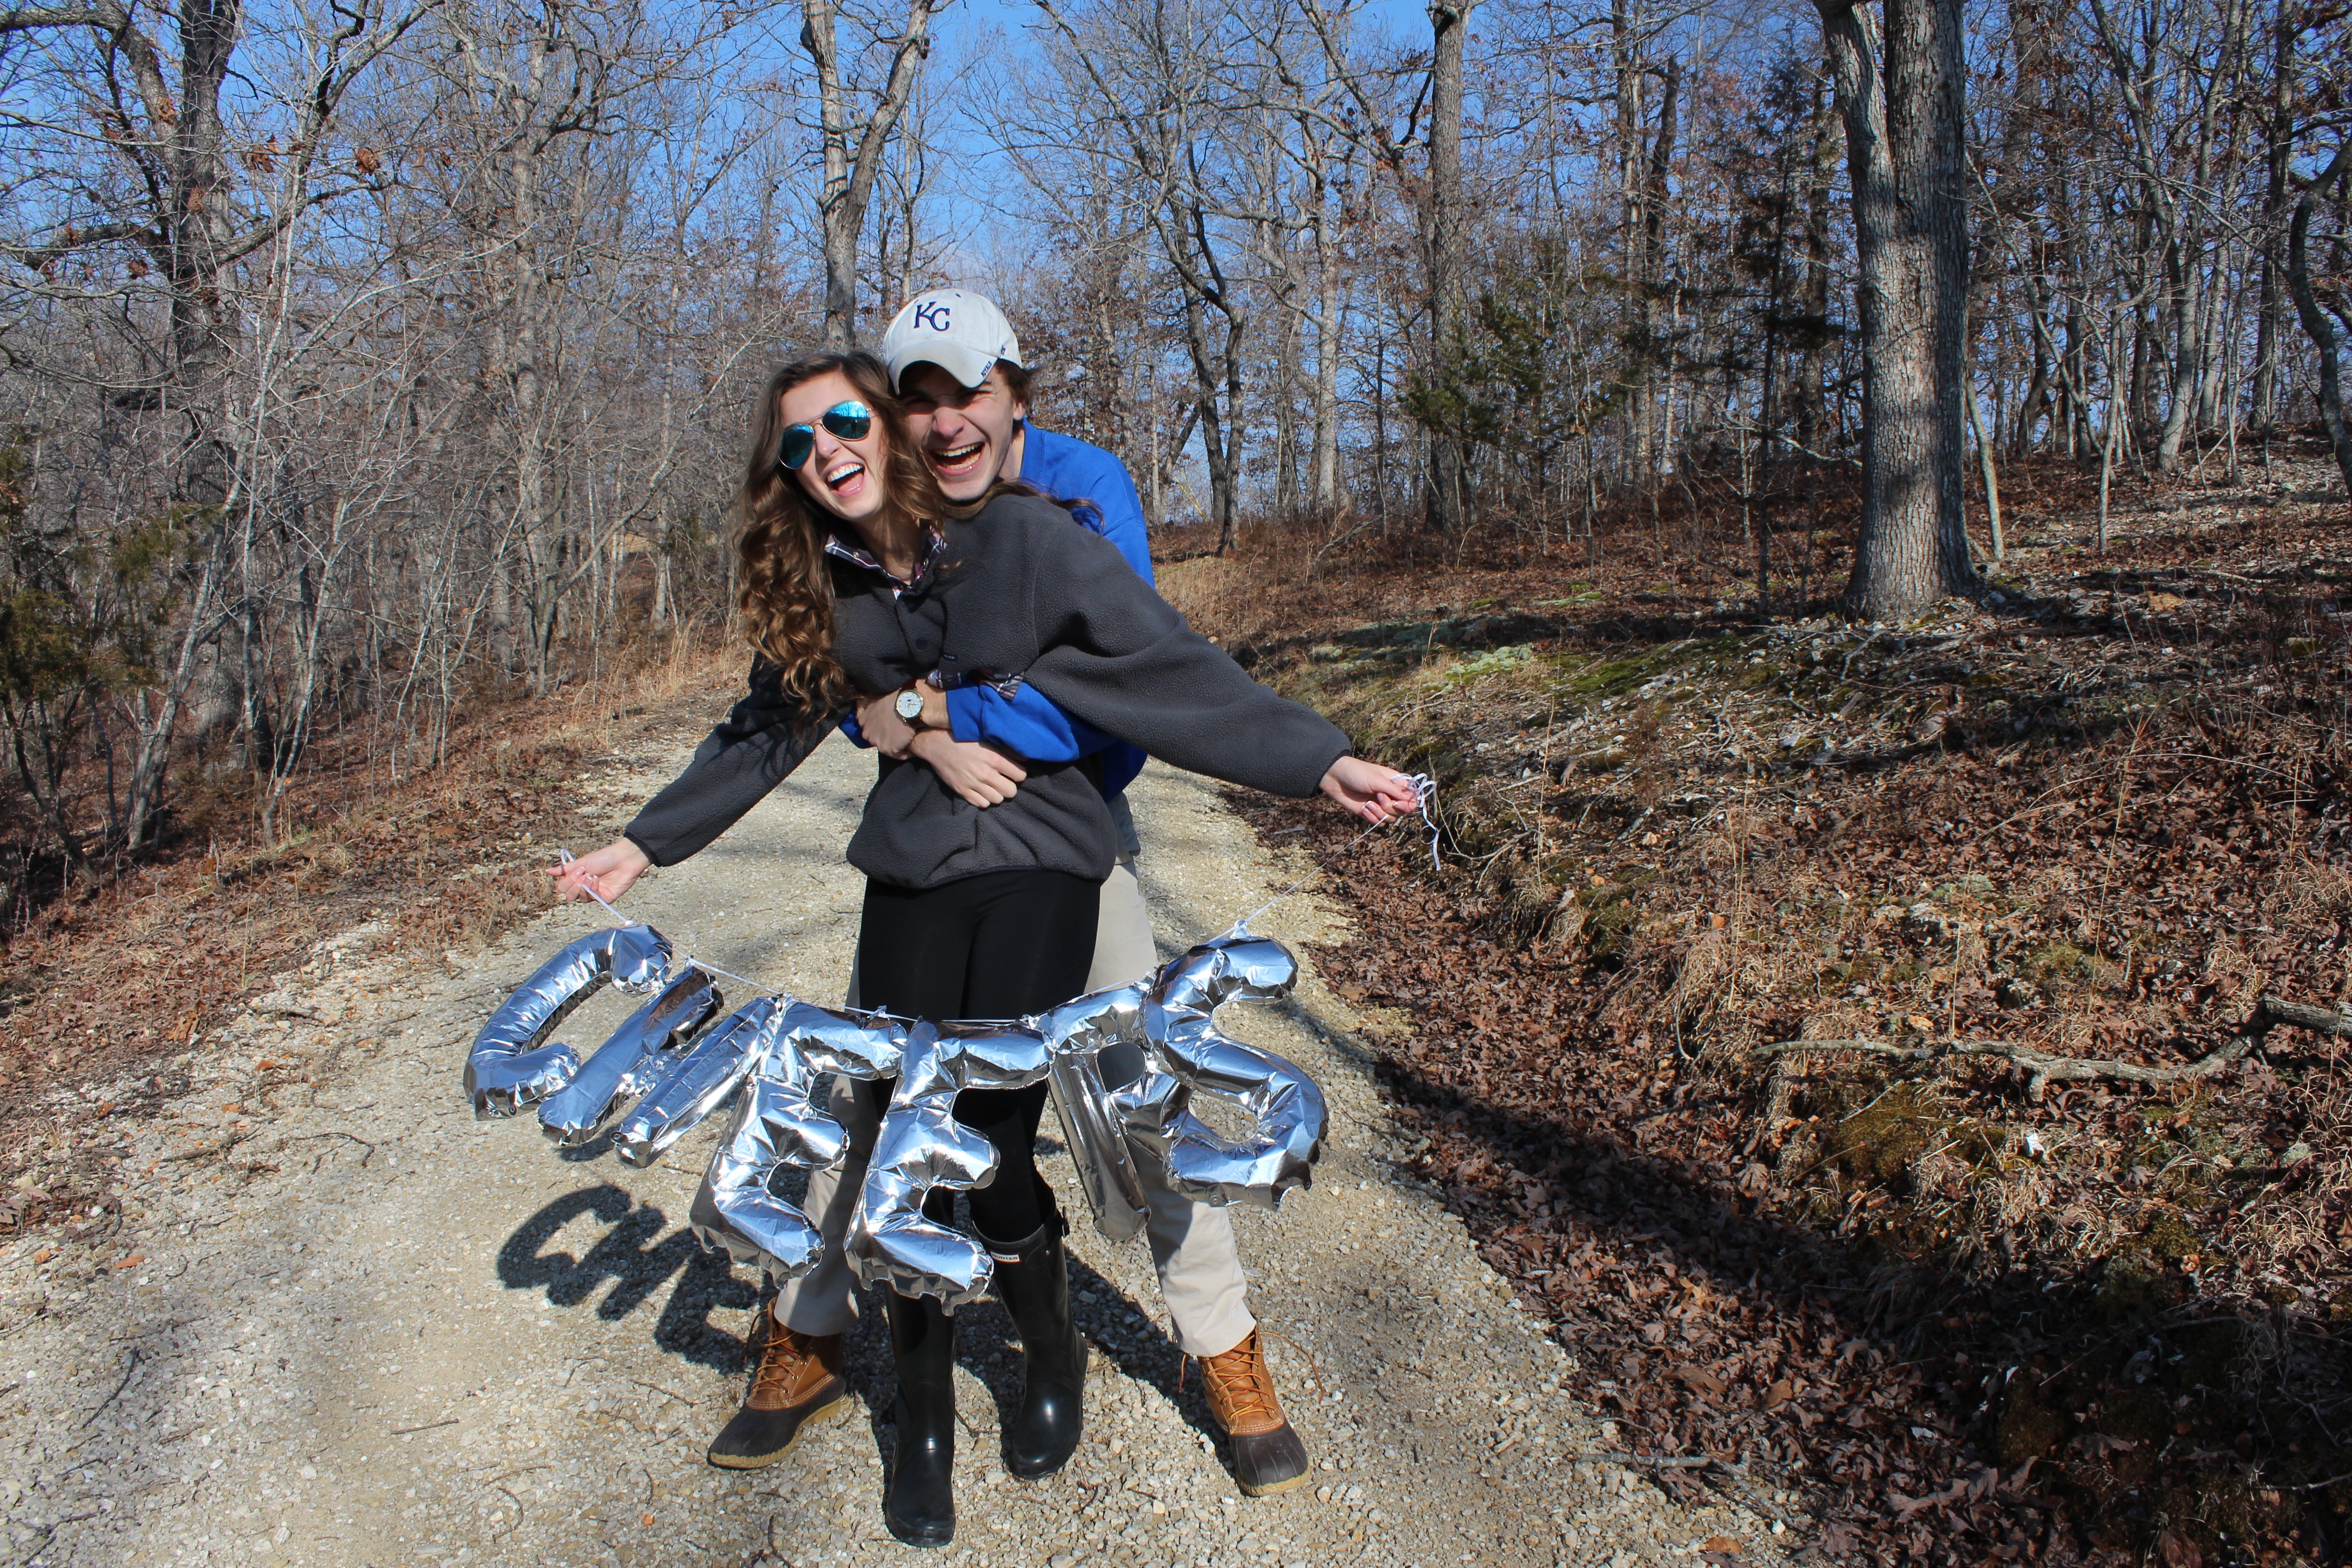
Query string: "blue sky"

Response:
xmin=907 ymin=0 xmax=1441 ymax=270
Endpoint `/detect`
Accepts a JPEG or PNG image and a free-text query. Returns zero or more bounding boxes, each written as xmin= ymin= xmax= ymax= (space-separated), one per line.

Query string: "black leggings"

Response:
xmin=855 ymin=869 xmax=1099 ymax=1246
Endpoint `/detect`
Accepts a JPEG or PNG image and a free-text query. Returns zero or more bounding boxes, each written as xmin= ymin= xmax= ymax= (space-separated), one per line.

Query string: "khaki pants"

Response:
xmin=691 ymin=858 xmax=1259 ymax=1358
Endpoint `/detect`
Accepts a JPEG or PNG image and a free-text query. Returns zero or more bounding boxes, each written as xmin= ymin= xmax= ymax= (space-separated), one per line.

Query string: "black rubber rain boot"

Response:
xmin=983 ymin=1192 xmax=1088 ymax=1478
xmin=883 ymin=1289 xmax=957 ymax=1548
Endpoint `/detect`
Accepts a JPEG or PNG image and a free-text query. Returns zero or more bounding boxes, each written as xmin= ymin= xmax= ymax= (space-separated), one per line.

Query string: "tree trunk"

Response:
xmin=1817 ymin=0 xmax=1975 ymax=619
xmin=121 ymin=532 xmax=235 ymax=852
xmin=1612 ymin=0 xmax=1646 ymax=483
xmin=1424 ymin=0 xmax=1477 ymax=534
xmin=2286 ymin=142 xmax=2352 ymax=498
xmin=803 ymin=0 xmax=942 ymax=350
xmin=167 ymin=0 xmax=247 ymax=506
xmin=1796 ymin=75 xmax=1837 ymax=460
xmin=1313 ymin=220 xmax=1343 ymax=514
xmin=1966 ymin=368 xmax=2005 ymax=560
xmin=2252 ymin=0 xmax=2294 ymax=431
xmin=1640 ymin=53 xmax=1683 ymax=476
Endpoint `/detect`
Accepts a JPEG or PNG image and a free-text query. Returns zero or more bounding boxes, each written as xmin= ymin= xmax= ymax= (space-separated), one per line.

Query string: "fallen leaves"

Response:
xmin=1675 ymin=1366 xmax=1729 ymax=1398
xmin=1216 ymin=504 xmax=2352 ymax=1564
xmin=0 ymin=670 xmax=704 ymax=1200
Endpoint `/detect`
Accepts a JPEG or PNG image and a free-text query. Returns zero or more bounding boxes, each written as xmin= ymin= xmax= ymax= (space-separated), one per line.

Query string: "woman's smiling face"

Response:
xmin=781 ymin=371 xmax=889 ymax=525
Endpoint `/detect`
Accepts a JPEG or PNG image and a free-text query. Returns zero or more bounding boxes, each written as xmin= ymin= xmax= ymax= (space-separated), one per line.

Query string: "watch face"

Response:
xmin=896 ymin=690 xmax=925 ymax=720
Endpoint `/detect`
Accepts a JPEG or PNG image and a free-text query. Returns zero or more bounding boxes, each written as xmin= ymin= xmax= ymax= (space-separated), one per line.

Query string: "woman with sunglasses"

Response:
xmin=551 ymin=351 xmax=1415 ymax=1549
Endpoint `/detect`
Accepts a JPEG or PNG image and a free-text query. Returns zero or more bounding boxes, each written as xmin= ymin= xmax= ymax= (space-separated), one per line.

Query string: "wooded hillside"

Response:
xmin=2 ymin=0 xmax=2347 ymax=921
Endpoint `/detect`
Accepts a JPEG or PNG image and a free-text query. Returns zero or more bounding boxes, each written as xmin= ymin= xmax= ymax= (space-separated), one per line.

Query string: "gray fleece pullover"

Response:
xmin=622 ymin=491 xmax=1349 ymax=888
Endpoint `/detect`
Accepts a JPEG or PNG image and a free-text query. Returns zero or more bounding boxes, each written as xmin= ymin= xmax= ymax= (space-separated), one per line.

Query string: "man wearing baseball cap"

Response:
xmin=701 ymin=288 xmax=1314 ymax=1501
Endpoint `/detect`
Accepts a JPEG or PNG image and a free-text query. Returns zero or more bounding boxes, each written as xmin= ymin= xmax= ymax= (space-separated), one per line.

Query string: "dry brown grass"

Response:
xmin=0 ymin=630 xmax=743 ymax=1191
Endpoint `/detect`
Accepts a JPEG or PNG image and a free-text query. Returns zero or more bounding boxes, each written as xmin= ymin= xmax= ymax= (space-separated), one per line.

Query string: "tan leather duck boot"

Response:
xmin=1196 ymin=1329 xmax=1311 ymax=1496
xmin=707 ymin=1313 xmax=851 ymax=1470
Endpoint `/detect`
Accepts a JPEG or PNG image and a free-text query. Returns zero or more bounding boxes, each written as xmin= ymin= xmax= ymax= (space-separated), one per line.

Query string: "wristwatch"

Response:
xmin=894 ymin=686 xmax=926 ymax=724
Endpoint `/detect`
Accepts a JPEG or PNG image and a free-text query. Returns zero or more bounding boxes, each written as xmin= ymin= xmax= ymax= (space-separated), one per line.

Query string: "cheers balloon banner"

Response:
xmin=464 ymin=926 xmax=1327 ymax=1310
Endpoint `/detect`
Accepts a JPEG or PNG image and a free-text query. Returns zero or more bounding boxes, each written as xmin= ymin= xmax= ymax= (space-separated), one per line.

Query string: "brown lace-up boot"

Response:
xmin=1196 ymin=1329 xmax=1311 ymax=1496
xmin=706 ymin=1313 xmax=851 ymax=1470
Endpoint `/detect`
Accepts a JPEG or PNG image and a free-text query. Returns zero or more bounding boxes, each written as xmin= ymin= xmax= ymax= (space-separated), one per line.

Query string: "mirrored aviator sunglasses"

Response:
xmin=779 ymin=401 xmax=874 ymax=470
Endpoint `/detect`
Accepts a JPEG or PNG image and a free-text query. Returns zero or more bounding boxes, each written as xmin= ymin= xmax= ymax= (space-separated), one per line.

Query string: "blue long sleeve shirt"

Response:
xmin=845 ymin=426 xmax=1152 ymax=798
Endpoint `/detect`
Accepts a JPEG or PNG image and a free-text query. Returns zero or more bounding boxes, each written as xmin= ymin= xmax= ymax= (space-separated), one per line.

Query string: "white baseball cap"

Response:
xmin=880 ymin=289 xmax=1024 ymax=391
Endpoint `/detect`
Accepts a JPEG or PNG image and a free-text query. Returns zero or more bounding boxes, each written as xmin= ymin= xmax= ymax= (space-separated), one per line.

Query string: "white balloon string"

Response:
xmin=556 ymin=772 xmax=1438 ymax=973
xmin=559 ymin=847 xmax=789 ymax=998
xmin=1231 ymin=772 xmax=1441 ymax=935
xmin=685 ymin=958 xmax=787 ymax=997
xmin=1405 ymin=772 xmax=1442 ymax=872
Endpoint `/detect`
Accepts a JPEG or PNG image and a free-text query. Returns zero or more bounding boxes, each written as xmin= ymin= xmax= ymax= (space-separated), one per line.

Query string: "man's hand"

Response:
xmin=1319 ymin=756 xmax=1421 ymax=824
xmin=550 ymin=837 xmax=652 ymax=904
xmin=911 ymin=730 xmax=1027 ymax=807
xmin=856 ymin=691 xmax=920 ymax=759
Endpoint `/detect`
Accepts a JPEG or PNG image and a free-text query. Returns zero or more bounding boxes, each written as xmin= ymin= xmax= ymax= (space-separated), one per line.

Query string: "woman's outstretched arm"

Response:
xmin=547 ymin=660 xmax=836 ymax=898
xmin=1017 ymin=521 xmax=1412 ymax=807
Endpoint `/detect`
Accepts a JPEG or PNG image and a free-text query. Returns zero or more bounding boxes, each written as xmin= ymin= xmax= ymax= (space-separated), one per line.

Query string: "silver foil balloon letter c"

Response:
xmin=465 ymin=924 xmax=672 ymax=1118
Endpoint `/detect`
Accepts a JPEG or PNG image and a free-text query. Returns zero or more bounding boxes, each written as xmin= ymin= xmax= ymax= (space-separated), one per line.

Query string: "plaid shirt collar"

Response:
xmin=824 ymin=525 xmax=945 ymax=594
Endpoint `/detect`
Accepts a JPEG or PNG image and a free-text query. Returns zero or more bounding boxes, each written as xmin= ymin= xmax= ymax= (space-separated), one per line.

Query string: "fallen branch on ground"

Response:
xmin=286 ymin=1130 xmax=375 ymax=1167
xmin=78 ymin=1348 xmax=138 ymax=1429
xmin=1757 ymin=995 xmax=2346 ymax=1095
xmin=1590 ymin=1451 xmax=1718 ymax=1469
xmin=162 ymin=1131 xmax=254 ymax=1162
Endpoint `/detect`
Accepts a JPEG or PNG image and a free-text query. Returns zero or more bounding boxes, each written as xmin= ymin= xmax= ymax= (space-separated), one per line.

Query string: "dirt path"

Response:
xmin=0 ymin=730 xmax=1798 ymax=1568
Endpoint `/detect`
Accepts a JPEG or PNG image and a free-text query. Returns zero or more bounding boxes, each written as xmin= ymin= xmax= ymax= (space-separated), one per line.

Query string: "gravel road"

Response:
xmin=0 ymin=728 xmax=1800 ymax=1568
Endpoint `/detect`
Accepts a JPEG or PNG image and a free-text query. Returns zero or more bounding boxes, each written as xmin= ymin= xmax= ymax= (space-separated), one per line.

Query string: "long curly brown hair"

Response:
xmin=735 ymin=352 xmax=947 ymax=713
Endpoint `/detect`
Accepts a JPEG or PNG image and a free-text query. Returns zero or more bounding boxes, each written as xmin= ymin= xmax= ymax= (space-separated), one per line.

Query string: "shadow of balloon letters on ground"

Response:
xmin=496 ymin=1183 xmax=1248 ymax=1479
xmin=498 ymin=1183 xmax=759 ymax=1370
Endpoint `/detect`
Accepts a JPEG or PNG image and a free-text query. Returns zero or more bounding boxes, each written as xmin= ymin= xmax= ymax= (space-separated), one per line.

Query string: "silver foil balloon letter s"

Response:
xmin=1126 ymin=933 xmax=1327 ymax=1210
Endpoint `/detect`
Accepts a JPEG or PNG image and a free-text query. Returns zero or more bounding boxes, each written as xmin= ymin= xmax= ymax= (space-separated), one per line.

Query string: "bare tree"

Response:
xmin=1422 ymin=0 xmax=1479 ymax=533
xmin=1029 ymin=0 xmax=1265 ymax=549
xmin=1 ymin=0 xmax=436 ymax=853
xmin=1817 ymin=0 xmax=1975 ymax=618
xmin=2285 ymin=134 xmax=2352 ymax=495
xmin=801 ymin=0 xmax=950 ymax=348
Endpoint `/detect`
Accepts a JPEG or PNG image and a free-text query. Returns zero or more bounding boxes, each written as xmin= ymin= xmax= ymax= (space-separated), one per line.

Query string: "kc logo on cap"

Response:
xmin=882 ymin=289 xmax=1024 ymax=391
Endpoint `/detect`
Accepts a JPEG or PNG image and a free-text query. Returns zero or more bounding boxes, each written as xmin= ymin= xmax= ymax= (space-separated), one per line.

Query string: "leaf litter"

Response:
xmin=1186 ymin=496 xmax=2352 ymax=1565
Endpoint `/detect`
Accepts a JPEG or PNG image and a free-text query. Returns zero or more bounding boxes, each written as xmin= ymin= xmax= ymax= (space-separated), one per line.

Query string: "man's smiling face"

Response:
xmin=898 ymin=363 xmax=1026 ymax=502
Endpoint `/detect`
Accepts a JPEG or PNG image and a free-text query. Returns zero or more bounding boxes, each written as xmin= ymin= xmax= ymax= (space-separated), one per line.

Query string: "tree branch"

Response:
xmin=0 ymin=7 xmax=110 ymax=28
xmin=1 ymin=219 xmax=153 ymax=271
xmin=1758 ymin=995 xmax=2345 ymax=1095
